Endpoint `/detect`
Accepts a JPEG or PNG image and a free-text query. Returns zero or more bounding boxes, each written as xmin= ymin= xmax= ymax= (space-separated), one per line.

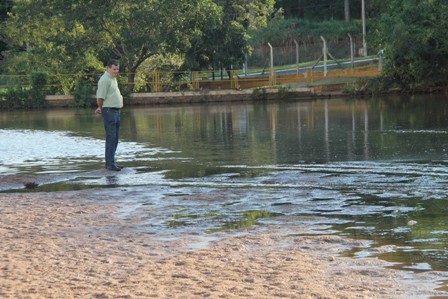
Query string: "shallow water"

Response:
xmin=1 ymin=95 xmax=448 ymax=275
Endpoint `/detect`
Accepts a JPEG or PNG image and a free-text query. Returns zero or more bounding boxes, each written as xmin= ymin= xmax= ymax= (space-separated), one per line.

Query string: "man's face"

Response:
xmin=107 ymin=64 xmax=120 ymax=77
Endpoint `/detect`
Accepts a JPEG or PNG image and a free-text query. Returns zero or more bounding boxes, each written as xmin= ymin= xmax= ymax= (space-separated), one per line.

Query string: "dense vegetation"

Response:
xmin=371 ymin=0 xmax=448 ymax=89
xmin=0 ymin=1 xmax=11 ymax=61
xmin=0 ymin=0 xmax=447 ymax=105
xmin=275 ymin=0 xmax=363 ymax=20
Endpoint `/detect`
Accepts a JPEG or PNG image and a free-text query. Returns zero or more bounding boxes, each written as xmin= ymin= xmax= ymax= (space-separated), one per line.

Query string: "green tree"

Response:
xmin=66 ymin=0 xmax=222 ymax=90
xmin=180 ymin=0 xmax=276 ymax=75
xmin=372 ymin=0 xmax=448 ymax=88
xmin=0 ymin=0 xmax=13 ymax=62
xmin=4 ymin=0 xmax=103 ymax=93
xmin=250 ymin=15 xmax=360 ymax=47
xmin=4 ymin=0 xmax=222 ymax=92
xmin=210 ymin=0 xmax=275 ymax=75
xmin=275 ymin=0 xmax=364 ymax=20
xmin=4 ymin=0 xmax=275 ymax=91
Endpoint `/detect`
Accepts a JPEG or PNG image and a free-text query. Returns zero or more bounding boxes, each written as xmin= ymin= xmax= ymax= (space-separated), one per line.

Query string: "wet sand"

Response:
xmin=1 ymin=188 xmax=448 ymax=299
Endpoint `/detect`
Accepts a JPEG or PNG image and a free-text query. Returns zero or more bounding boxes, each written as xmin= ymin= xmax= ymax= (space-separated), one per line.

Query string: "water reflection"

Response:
xmin=106 ymin=175 xmax=119 ymax=187
xmin=2 ymin=96 xmax=448 ymax=172
xmin=1 ymin=95 xmax=448 ymax=274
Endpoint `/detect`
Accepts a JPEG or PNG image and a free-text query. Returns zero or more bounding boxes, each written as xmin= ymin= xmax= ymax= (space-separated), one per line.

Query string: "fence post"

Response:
xmin=267 ymin=43 xmax=275 ymax=86
xmin=362 ymin=0 xmax=368 ymax=56
xmin=320 ymin=36 xmax=328 ymax=77
xmin=294 ymin=40 xmax=300 ymax=75
xmin=377 ymin=49 xmax=384 ymax=72
xmin=348 ymin=33 xmax=354 ymax=70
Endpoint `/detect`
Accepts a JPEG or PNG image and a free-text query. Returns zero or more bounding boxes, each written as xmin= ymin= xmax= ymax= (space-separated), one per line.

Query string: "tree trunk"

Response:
xmin=344 ymin=0 xmax=350 ymax=22
xmin=127 ymin=70 xmax=136 ymax=92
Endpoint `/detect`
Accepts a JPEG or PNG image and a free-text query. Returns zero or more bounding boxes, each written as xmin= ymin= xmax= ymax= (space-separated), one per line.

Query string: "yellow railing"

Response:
xmin=152 ymin=71 xmax=161 ymax=92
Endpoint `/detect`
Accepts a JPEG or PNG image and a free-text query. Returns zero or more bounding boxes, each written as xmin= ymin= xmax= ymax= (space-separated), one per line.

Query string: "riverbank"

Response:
xmin=45 ymin=83 xmax=351 ymax=108
xmin=1 ymin=187 xmax=448 ymax=298
xmin=43 ymin=71 xmax=448 ymax=109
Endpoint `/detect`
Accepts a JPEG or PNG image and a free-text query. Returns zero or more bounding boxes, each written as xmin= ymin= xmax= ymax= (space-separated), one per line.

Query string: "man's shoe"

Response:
xmin=106 ymin=165 xmax=121 ymax=171
xmin=115 ymin=164 xmax=124 ymax=169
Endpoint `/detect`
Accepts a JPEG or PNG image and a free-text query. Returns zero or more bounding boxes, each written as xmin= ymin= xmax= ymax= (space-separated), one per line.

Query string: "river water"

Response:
xmin=1 ymin=95 xmax=448 ymax=275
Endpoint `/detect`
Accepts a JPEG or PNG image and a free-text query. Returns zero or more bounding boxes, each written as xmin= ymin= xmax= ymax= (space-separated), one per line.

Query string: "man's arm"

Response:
xmin=95 ymin=98 xmax=104 ymax=114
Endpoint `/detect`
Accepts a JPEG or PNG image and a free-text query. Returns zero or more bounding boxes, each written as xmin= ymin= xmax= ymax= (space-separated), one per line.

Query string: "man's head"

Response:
xmin=106 ymin=59 xmax=120 ymax=77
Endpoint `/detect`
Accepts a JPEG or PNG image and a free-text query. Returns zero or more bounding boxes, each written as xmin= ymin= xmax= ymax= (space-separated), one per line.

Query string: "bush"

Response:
xmin=0 ymin=87 xmax=29 ymax=110
xmin=30 ymin=72 xmax=48 ymax=109
xmin=371 ymin=0 xmax=448 ymax=88
xmin=72 ymin=79 xmax=94 ymax=108
xmin=277 ymin=85 xmax=289 ymax=99
xmin=252 ymin=87 xmax=268 ymax=101
xmin=0 ymin=72 xmax=48 ymax=110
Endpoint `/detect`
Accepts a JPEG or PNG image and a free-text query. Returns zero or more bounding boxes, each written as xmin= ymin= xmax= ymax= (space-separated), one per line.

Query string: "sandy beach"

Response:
xmin=1 ymin=187 xmax=448 ymax=299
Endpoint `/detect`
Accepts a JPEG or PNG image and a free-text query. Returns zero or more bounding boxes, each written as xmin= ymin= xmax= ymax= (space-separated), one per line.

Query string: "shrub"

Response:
xmin=0 ymin=86 xmax=30 ymax=110
xmin=0 ymin=72 xmax=48 ymax=110
xmin=252 ymin=87 xmax=268 ymax=101
xmin=29 ymin=72 xmax=48 ymax=109
xmin=73 ymin=79 xmax=94 ymax=108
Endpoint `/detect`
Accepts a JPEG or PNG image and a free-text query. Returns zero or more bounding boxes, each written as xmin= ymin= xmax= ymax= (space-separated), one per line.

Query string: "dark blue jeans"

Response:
xmin=102 ymin=108 xmax=120 ymax=168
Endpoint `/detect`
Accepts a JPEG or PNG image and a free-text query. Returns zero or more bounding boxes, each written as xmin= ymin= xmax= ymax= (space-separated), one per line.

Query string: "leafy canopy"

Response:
xmin=3 ymin=0 xmax=275 ymax=92
xmin=372 ymin=0 xmax=448 ymax=88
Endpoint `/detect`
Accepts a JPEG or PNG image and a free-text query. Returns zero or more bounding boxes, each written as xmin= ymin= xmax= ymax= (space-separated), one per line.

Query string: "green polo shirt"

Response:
xmin=96 ymin=71 xmax=123 ymax=108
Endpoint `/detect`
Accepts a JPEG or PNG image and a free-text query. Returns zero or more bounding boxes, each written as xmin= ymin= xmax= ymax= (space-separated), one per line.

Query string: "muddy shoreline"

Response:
xmin=1 ymin=186 xmax=448 ymax=298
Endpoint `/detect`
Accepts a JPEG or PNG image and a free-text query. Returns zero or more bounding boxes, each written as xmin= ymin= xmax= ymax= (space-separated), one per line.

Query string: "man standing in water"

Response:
xmin=95 ymin=59 xmax=124 ymax=171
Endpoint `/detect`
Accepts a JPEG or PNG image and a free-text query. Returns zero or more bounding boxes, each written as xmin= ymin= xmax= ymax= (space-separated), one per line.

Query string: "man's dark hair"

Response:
xmin=106 ymin=59 xmax=120 ymax=67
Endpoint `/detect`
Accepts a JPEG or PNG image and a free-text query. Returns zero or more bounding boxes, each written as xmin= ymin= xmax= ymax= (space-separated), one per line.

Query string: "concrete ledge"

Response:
xmin=128 ymin=87 xmax=315 ymax=105
xmin=43 ymin=87 xmax=328 ymax=108
xmin=45 ymin=95 xmax=75 ymax=101
xmin=45 ymin=95 xmax=75 ymax=107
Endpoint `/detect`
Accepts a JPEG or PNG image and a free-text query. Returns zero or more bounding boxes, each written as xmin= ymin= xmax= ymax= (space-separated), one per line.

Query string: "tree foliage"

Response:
xmin=275 ymin=0 xmax=364 ymax=21
xmin=2 ymin=0 xmax=274 ymax=92
xmin=4 ymin=0 xmax=222 ymax=90
xmin=0 ymin=1 xmax=12 ymax=62
xmin=250 ymin=13 xmax=361 ymax=47
xmin=4 ymin=0 xmax=103 ymax=89
xmin=372 ymin=0 xmax=448 ymax=88
xmin=5 ymin=0 xmax=448 ymax=93
xmin=214 ymin=0 xmax=275 ymax=71
xmin=183 ymin=0 xmax=275 ymax=72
